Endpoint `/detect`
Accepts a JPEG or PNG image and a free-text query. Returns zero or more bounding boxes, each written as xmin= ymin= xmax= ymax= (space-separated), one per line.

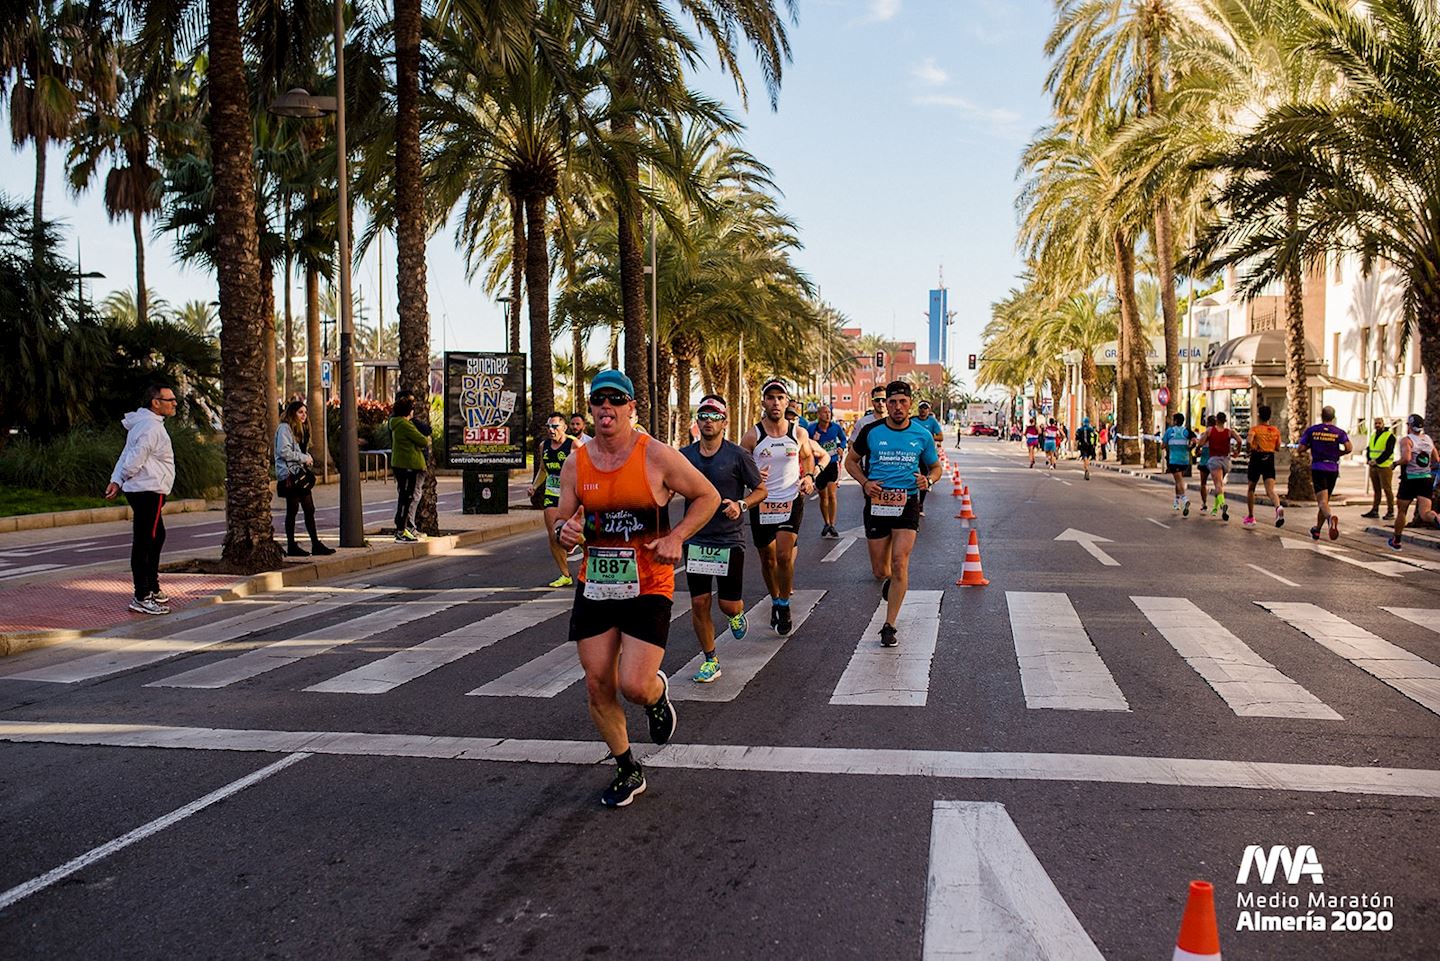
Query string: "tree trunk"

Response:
xmin=133 ymin=209 xmax=148 ymax=325
xmin=261 ymin=256 xmax=279 ymax=441
xmin=1081 ymin=351 xmax=1099 ymax=425
xmin=572 ymin=323 xmax=585 ymax=413
xmin=33 ymin=136 xmax=45 ymax=258
xmin=727 ymin=355 xmax=741 ymax=443
xmin=394 ymin=0 xmax=437 ymax=533
xmin=1283 ymin=197 xmax=1314 ymax=501
xmin=508 ymin=195 xmax=524 ymax=353
xmin=306 ymin=263 xmax=326 ymax=475
xmin=655 ymin=339 xmax=672 ymax=443
xmin=524 ymin=192 xmax=555 ymax=446
xmin=283 ymin=204 xmax=294 ymax=400
xmin=675 ymin=351 xmax=693 ymax=437
xmin=612 ymin=109 xmax=650 ymax=429
xmin=208 ymin=0 xmax=282 ymax=572
xmin=1154 ymin=201 xmax=1181 ymax=420
xmin=1114 ymin=231 xmax=1142 ymax=464
xmin=1422 ymin=306 xmax=1440 ymax=435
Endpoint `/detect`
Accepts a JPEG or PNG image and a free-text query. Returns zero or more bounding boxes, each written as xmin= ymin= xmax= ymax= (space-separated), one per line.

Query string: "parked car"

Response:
xmin=969 ymin=423 xmax=999 ymax=436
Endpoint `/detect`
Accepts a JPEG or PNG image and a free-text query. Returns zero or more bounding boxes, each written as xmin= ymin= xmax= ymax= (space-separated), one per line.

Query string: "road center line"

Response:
xmin=1247 ymin=563 xmax=1299 ymax=588
xmin=5 ymin=721 xmax=1434 ymax=797
xmin=0 ymin=752 xmax=308 ymax=911
xmin=1146 ymin=518 xmax=1169 ymax=529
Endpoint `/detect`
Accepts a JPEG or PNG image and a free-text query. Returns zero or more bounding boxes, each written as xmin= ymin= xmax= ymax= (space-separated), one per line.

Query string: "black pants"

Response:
xmin=126 ymin=491 xmax=165 ymax=600
xmin=394 ymin=468 xmax=421 ymax=531
xmin=285 ymin=490 xmax=319 ymax=546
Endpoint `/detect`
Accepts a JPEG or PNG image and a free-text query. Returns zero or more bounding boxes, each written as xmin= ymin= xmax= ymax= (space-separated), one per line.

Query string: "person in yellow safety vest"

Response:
xmin=1361 ymin=417 xmax=1397 ymax=520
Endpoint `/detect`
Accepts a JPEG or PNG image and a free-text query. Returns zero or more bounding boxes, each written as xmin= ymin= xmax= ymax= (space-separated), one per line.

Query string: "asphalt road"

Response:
xmin=1 ymin=438 xmax=1436 ymax=960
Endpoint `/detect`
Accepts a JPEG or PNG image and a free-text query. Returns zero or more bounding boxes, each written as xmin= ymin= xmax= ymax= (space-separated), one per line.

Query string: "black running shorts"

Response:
xmin=864 ymin=493 xmax=921 ymax=539
xmin=1078 ymin=444 xmax=1096 ymax=459
xmin=1310 ymin=469 xmax=1339 ymax=495
xmin=750 ymin=497 xmax=804 ymax=549
xmin=568 ymin=587 xmax=673 ymax=649
xmin=683 ymin=545 xmax=746 ymax=602
xmin=816 ymin=459 xmax=840 ymax=490
xmin=1247 ymin=452 xmax=1276 ymax=482
xmin=1399 ymin=475 xmax=1431 ymax=501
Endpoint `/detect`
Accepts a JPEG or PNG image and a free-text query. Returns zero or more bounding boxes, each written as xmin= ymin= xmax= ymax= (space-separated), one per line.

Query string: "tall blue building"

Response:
xmin=928 ymin=275 xmax=949 ymax=367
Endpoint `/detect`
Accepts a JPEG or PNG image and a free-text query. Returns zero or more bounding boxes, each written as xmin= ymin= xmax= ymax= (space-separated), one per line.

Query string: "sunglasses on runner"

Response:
xmin=589 ymin=390 xmax=631 ymax=407
xmin=697 ymin=411 xmax=725 ymax=422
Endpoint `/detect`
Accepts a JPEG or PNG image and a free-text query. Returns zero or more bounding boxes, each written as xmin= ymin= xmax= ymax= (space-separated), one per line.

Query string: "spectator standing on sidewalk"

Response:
xmin=105 ymin=383 xmax=177 ymax=616
xmin=1361 ymin=416 xmax=1396 ymax=520
xmin=274 ymin=400 xmax=335 ymax=558
xmin=389 ymin=395 xmax=432 ymax=542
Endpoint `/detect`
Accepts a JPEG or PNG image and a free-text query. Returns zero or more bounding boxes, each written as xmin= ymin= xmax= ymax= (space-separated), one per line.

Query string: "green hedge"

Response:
xmin=0 ymin=424 xmax=227 ymax=499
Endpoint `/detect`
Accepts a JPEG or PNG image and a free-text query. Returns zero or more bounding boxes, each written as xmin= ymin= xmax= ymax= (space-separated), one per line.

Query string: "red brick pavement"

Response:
xmin=0 ymin=571 xmax=243 ymax=634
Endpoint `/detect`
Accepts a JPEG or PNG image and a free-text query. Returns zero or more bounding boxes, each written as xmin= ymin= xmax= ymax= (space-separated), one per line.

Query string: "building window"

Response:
xmin=1332 ymin=332 xmax=1340 ymax=377
xmin=842 ymin=394 xmax=852 ymax=402
xmin=1377 ymin=324 xmax=1387 ymax=377
xmin=1361 ymin=326 xmax=1370 ymax=377
xmin=1333 ymin=253 xmax=1343 ymax=285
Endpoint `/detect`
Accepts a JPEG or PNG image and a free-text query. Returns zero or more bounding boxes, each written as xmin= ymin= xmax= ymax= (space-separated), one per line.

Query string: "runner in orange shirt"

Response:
xmin=1243 ymin=404 xmax=1285 ymax=528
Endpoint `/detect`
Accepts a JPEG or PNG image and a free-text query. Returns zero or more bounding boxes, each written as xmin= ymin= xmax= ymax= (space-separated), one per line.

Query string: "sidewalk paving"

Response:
xmin=0 ymin=476 xmax=542 ymax=656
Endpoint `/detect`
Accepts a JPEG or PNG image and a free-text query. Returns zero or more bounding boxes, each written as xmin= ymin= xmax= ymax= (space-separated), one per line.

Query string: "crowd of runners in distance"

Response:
xmin=538 ymin=373 xmax=944 ymax=807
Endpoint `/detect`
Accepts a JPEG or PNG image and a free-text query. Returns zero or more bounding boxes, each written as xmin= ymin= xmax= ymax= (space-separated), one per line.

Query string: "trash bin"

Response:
xmin=463 ymin=469 xmax=509 ymax=514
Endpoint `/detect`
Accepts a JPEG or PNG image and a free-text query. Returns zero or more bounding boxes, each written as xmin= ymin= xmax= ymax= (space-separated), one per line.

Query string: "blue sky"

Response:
xmin=3 ymin=0 xmax=1053 ymax=377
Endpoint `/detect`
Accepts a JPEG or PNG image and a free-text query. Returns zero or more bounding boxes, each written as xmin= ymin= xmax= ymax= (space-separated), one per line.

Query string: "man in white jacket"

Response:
xmin=105 ymin=384 xmax=178 ymax=615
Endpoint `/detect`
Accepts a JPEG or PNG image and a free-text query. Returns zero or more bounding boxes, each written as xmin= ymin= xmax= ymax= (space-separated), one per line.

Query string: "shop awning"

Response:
xmin=1252 ymin=373 xmax=1369 ymax=392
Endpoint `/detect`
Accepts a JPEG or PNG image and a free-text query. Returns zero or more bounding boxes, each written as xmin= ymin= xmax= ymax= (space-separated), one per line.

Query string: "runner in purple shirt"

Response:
xmin=1298 ymin=406 xmax=1353 ymax=541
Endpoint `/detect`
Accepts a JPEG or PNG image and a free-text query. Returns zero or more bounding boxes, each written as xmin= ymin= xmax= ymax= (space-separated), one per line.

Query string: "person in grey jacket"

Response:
xmin=105 ymin=383 xmax=178 ymax=615
xmin=274 ymin=400 xmax=334 ymax=557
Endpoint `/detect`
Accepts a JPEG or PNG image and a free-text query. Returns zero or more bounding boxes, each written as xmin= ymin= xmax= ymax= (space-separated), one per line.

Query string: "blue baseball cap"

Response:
xmin=589 ymin=369 xmax=635 ymax=399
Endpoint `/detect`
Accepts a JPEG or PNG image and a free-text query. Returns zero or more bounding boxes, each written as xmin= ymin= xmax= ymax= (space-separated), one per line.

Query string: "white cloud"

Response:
xmin=913 ymin=94 xmax=1023 ymax=129
xmin=864 ymin=0 xmax=901 ymax=23
xmin=910 ymin=57 xmax=948 ymax=87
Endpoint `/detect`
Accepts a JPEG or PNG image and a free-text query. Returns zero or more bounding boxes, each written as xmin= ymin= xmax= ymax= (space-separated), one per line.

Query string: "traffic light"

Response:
xmin=875 ymin=349 xmax=886 ymax=370
xmin=968 ymin=353 xmax=977 ymax=370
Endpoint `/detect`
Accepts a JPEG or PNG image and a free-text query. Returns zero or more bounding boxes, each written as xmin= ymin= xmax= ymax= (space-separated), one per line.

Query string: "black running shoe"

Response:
xmin=775 ymin=603 xmax=793 ymax=635
xmin=879 ymin=623 xmax=898 ymax=647
xmin=644 ymin=671 xmax=677 ymax=745
xmin=881 ymin=577 xmax=891 ymax=601
xmin=770 ymin=603 xmax=780 ymax=628
xmin=600 ymin=767 xmax=647 ymax=808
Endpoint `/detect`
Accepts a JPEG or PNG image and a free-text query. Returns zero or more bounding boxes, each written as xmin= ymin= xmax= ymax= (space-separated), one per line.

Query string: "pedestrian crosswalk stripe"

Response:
xmin=1132 ymin=596 xmax=1341 ymax=720
xmin=923 ymin=801 xmax=1104 ymax=961
xmin=673 ymin=591 xmax=825 ymax=702
xmin=1260 ymin=602 xmax=1440 ymax=718
xmin=147 ymin=591 xmax=490 ymax=690
xmin=1005 ymin=592 xmax=1129 ymax=711
xmin=467 ymin=595 xmax=693 ymax=699
xmin=1380 ymin=608 xmax=1440 ymax=635
xmin=304 ymin=595 xmax=572 ymax=694
xmin=1 ymin=592 xmax=377 ymax=684
xmin=830 ymin=591 xmax=944 ymax=706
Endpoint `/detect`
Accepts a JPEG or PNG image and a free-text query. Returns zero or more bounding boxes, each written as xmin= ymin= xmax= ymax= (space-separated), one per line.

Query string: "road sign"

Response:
xmin=321 ymin=360 xmax=333 ymax=389
xmin=1158 ymin=386 xmax=1171 ymax=407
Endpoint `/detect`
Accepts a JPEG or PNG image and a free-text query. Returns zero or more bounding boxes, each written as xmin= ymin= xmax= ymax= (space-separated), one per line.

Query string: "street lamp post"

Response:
xmin=497 ymin=296 xmax=511 ymax=352
xmin=269 ymin=68 xmax=362 ymax=544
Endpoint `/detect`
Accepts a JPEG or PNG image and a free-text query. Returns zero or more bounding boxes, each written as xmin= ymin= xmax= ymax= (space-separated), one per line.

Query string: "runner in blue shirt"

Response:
xmin=809 ymin=404 xmax=848 ymax=538
xmin=844 ymin=380 xmax=942 ymax=648
xmin=1161 ymin=413 xmax=1194 ymax=516
xmin=912 ymin=401 xmax=945 ymax=515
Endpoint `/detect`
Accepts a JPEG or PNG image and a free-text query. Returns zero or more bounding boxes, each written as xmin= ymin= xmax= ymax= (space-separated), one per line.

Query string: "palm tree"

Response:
xmin=101 ymin=287 xmax=172 ymax=326
xmin=173 ymin=298 xmax=218 ymax=339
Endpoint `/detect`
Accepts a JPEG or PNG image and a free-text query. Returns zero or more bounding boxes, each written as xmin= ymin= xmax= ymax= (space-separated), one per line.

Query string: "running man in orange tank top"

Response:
xmin=552 ymin=369 xmax=721 ymax=808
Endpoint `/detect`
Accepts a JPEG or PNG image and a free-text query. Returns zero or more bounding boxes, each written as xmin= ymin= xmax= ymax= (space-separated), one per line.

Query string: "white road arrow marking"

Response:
xmin=923 ymin=801 xmax=1105 ymax=961
xmin=821 ymin=525 xmax=867 ymax=563
xmin=1278 ymin=538 xmax=1407 ymax=577
xmin=1053 ymin=528 xmax=1119 ymax=567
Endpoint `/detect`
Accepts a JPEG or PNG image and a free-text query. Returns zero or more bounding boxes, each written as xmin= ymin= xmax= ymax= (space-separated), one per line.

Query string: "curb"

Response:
xmin=1362 ymin=523 xmax=1440 ymax=550
xmin=0 ymin=498 xmax=210 ymax=534
xmin=1089 ymin=460 xmax=1351 ymax=507
xmin=0 ymin=513 xmax=545 ymax=658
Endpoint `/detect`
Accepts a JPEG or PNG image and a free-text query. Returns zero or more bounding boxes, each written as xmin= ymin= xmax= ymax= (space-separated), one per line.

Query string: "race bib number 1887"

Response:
xmin=584 ymin=547 xmax=640 ymax=600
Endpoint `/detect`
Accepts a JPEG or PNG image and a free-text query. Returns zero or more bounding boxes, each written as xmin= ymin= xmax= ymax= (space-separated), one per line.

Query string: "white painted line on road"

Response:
xmin=1005 ymin=592 xmax=1128 ymax=711
xmin=831 ymin=591 xmax=944 ymax=707
xmin=1382 ymin=608 xmax=1440 ymax=634
xmin=0 ymin=751 xmax=308 ymax=911
xmin=1 ymin=592 xmax=369 ymax=684
xmin=1247 ymin=563 xmax=1299 ymax=588
xmin=1053 ymin=529 xmax=1118 ymax=567
xmin=75 ymin=545 xmax=120 ymax=553
xmin=0 ymin=563 xmax=64 ymax=580
xmin=1146 ymin=518 xmax=1169 ymax=529
xmin=0 ymin=542 xmax=96 ymax=557
xmin=923 ymin=801 xmax=1104 ymax=961
xmin=148 ymin=591 xmax=489 ymax=689
xmin=306 ymin=594 xmax=567 ymax=694
xmin=468 ymin=595 xmax=694 ymax=698
xmin=1132 ymin=596 xmax=1340 ymax=720
xmin=4 ymin=720 xmax=1439 ymax=797
xmin=1277 ymin=538 xmax=1408 ymax=577
xmin=673 ymin=591 xmax=825 ymax=703
xmin=1260 ymin=602 xmax=1440 ymax=719
xmin=821 ymin=537 xmax=857 ymax=563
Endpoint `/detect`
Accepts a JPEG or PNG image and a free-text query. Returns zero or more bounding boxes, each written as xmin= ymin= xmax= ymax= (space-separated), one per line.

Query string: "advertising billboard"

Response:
xmin=443 ymin=351 xmax=527 ymax=469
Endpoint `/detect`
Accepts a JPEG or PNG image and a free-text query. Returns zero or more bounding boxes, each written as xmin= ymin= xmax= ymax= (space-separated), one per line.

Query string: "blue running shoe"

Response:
xmin=728 ymin=611 xmax=748 ymax=640
xmin=692 ymin=657 xmax=721 ymax=683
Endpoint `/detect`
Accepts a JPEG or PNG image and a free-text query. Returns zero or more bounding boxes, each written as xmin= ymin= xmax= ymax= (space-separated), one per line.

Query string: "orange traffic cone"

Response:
xmin=957 ymin=487 xmax=977 ymax=520
xmin=1172 ymin=881 xmax=1222 ymax=960
xmin=951 ymin=475 xmax=964 ymax=497
xmin=956 ymin=529 xmax=989 ymax=586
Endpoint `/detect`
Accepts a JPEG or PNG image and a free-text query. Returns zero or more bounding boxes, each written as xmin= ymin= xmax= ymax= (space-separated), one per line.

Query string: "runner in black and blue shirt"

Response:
xmin=1161 ymin=413 xmax=1194 ymax=516
xmin=845 ymin=380 xmax=942 ymax=648
xmin=810 ymin=404 xmax=848 ymax=538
